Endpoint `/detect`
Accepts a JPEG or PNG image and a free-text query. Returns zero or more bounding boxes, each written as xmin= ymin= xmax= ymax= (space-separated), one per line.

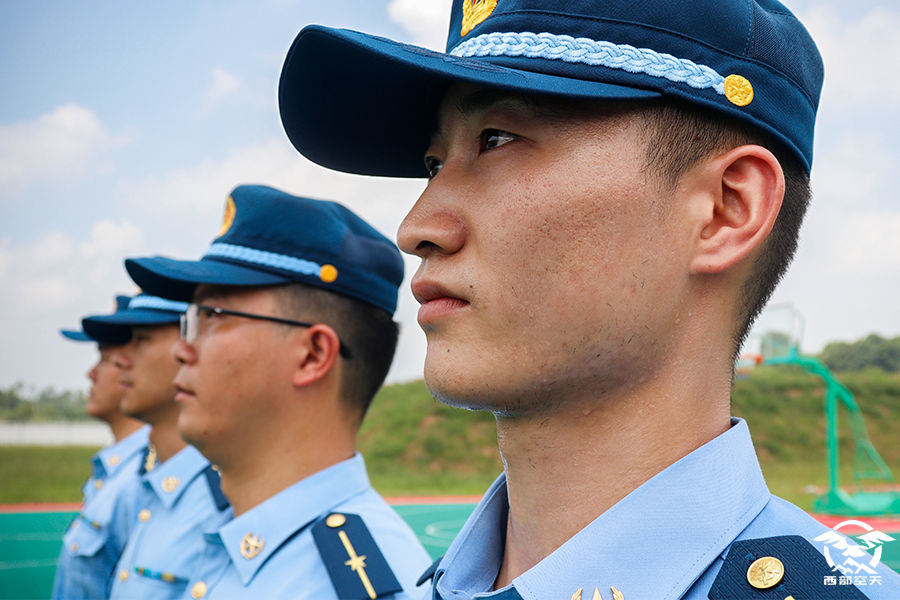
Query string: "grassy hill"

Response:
xmin=2 ymin=367 xmax=899 ymax=508
xmin=360 ymin=367 xmax=900 ymax=509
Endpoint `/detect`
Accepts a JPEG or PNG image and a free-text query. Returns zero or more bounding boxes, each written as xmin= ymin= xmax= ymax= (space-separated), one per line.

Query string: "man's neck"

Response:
xmin=108 ymin=415 xmax=144 ymax=443
xmin=148 ymin=417 xmax=188 ymax=464
xmin=214 ymin=420 xmax=357 ymax=517
xmin=493 ymin=361 xmax=732 ymax=588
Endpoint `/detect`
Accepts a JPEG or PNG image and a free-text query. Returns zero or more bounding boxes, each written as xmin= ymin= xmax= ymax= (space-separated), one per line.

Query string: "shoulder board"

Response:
xmin=709 ymin=535 xmax=869 ymax=599
xmin=203 ymin=465 xmax=230 ymax=512
xmin=311 ymin=512 xmax=403 ymax=600
xmin=417 ymin=555 xmax=443 ymax=586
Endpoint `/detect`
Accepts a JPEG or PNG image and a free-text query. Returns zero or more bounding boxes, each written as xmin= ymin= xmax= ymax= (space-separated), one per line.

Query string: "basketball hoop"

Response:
xmin=735 ymin=353 xmax=764 ymax=379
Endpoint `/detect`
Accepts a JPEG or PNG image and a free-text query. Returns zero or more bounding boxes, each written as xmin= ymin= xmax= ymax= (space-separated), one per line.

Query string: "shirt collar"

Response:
xmin=142 ymin=444 xmax=210 ymax=508
xmin=435 ymin=418 xmax=770 ymax=600
xmin=216 ymin=452 xmax=373 ymax=585
xmin=92 ymin=425 xmax=150 ymax=479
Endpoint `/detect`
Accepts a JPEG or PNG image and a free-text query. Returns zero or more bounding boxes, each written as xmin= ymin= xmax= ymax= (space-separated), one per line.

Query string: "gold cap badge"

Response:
xmin=461 ymin=0 xmax=497 ymax=37
xmin=218 ymin=196 xmax=237 ymax=237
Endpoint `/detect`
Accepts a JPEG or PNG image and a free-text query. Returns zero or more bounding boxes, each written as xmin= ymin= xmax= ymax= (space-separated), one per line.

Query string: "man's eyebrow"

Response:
xmin=455 ymin=88 xmax=527 ymax=118
xmin=192 ymin=287 xmax=226 ymax=304
xmin=430 ymin=88 xmax=551 ymax=143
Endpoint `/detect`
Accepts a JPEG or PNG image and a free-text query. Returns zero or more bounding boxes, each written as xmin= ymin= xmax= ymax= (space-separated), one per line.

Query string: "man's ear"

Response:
xmin=290 ymin=324 xmax=341 ymax=388
xmin=690 ymin=145 xmax=785 ymax=274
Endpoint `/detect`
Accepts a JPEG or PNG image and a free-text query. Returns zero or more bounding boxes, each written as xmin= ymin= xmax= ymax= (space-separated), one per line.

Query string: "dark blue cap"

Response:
xmin=279 ymin=0 xmax=823 ymax=175
xmin=125 ymin=185 xmax=404 ymax=315
xmin=60 ymin=296 xmax=133 ymax=344
xmin=81 ymin=294 xmax=186 ymax=345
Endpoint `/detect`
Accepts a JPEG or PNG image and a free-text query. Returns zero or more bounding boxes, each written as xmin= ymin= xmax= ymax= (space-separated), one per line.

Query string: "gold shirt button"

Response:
xmin=138 ymin=509 xmax=151 ymax=522
xmin=191 ymin=581 xmax=208 ymax=599
xmin=118 ymin=569 xmax=129 ymax=582
xmin=94 ymin=479 xmax=104 ymax=489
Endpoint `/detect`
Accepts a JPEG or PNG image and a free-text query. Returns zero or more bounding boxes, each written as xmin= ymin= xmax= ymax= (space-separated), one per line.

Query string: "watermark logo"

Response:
xmin=814 ymin=519 xmax=895 ymax=586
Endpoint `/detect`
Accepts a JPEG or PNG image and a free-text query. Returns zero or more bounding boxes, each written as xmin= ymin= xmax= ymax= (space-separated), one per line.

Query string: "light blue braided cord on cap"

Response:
xmin=128 ymin=296 xmax=189 ymax=313
xmin=451 ymin=31 xmax=726 ymax=95
xmin=205 ymin=243 xmax=322 ymax=277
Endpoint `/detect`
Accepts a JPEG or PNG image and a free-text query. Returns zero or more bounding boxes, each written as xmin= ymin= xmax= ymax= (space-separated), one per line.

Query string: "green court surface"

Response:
xmin=2 ymin=505 xmax=898 ymax=600
xmin=0 ymin=504 xmax=477 ymax=600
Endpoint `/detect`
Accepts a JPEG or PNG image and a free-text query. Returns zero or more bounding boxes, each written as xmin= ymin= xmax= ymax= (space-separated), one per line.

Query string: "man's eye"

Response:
xmin=481 ymin=129 xmax=517 ymax=152
xmin=424 ymin=156 xmax=443 ymax=179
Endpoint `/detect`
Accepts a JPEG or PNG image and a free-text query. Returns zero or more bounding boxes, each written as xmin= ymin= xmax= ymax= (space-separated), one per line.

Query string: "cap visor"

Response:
xmin=60 ymin=329 xmax=94 ymax=342
xmin=279 ymin=26 xmax=660 ymax=178
xmin=126 ymin=257 xmax=293 ymax=302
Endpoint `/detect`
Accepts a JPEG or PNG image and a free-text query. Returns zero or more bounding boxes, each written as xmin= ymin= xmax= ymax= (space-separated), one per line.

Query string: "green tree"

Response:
xmin=820 ymin=334 xmax=900 ymax=373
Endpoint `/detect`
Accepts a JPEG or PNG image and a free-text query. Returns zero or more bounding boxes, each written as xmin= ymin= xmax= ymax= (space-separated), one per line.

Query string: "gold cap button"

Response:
xmin=94 ymin=479 xmax=104 ymax=489
xmin=191 ymin=581 xmax=208 ymax=599
xmin=747 ymin=556 xmax=784 ymax=589
xmin=326 ymin=513 xmax=346 ymax=528
xmin=118 ymin=569 xmax=129 ymax=582
xmin=138 ymin=509 xmax=151 ymax=522
xmin=724 ymin=74 xmax=754 ymax=106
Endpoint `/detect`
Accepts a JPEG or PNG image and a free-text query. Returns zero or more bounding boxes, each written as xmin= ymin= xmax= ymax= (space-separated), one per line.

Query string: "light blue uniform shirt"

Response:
xmin=182 ymin=453 xmax=431 ymax=599
xmin=430 ymin=418 xmax=900 ymax=600
xmin=52 ymin=425 xmax=149 ymax=600
xmin=109 ymin=444 xmax=227 ymax=600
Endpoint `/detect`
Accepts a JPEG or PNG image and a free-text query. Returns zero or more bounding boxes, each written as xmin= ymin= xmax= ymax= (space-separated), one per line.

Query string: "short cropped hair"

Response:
xmin=639 ymin=99 xmax=811 ymax=356
xmin=270 ymin=283 xmax=399 ymax=423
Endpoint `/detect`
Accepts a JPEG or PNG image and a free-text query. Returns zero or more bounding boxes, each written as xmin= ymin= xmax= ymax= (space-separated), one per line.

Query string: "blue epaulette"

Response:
xmin=203 ymin=465 xmax=230 ymax=512
xmin=709 ymin=535 xmax=869 ymax=599
xmin=311 ymin=512 xmax=402 ymax=600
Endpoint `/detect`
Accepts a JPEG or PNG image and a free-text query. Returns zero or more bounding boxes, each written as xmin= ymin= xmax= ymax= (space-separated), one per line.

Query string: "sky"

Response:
xmin=1 ymin=0 xmax=898 ymax=395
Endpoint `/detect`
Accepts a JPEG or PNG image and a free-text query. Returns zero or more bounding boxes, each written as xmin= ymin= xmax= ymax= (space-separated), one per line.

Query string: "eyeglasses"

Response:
xmin=180 ymin=303 xmax=353 ymax=359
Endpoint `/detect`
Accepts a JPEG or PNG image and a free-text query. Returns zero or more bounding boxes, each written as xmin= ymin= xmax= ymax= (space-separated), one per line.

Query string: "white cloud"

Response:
xmin=811 ymin=131 xmax=896 ymax=210
xmin=79 ymin=219 xmax=147 ymax=284
xmin=829 ymin=211 xmax=900 ymax=277
xmin=31 ymin=230 xmax=75 ymax=272
xmin=118 ymin=138 xmax=426 ymax=250
xmin=203 ymin=66 xmax=244 ymax=114
xmin=800 ymin=6 xmax=900 ymax=109
xmin=0 ymin=221 xmax=147 ymax=319
xmin=0 ymin=105 xmax=131 ymax=196
xmin=387 ymin=0 xmax=453 ymax=49
xmin=79 ymin=219 xmax=146 ymax=261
